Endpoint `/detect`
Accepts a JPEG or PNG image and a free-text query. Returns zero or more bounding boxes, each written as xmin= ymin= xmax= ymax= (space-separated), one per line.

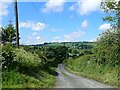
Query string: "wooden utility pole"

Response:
xmin=118 ymin=1 xmax=120 ymax=29
xmin=14 ymin=0 xmax=19 ymax=48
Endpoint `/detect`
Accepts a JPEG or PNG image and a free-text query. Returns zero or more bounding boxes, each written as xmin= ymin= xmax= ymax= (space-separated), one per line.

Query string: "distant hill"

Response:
xmin=26 ymin=41 xmax=96 ymax=47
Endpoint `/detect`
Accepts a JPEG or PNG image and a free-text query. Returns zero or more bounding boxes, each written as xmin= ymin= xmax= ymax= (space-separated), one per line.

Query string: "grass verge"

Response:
xmin=64 ymin=55 xmax=119 ymax=87
xmin=2 ymin=69 xmax=55 ymax=88
xmin=61 ymin=72 xmax=67 ymax=77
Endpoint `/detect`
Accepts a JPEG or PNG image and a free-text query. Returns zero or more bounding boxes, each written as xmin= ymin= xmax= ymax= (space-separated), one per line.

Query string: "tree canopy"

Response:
xmin=1 ymin=22 xmax=16 ymax=44
xmin=95 ymin=1 xmax=120 ymax=67
xmin=100 ymin=1 xmax=120 ymax=29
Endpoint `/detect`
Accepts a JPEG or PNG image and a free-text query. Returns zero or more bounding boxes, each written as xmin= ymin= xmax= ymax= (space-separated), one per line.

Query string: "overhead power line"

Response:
xmin=31 ymin=2 xmax=47 ymax=25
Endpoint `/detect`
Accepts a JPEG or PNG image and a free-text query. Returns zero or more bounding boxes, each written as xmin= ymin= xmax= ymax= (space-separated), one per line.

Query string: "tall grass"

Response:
xmin=64 ymin=55 xmax=119 ymax=86
xmin=2 ymin=70 xmax=55 ymax=88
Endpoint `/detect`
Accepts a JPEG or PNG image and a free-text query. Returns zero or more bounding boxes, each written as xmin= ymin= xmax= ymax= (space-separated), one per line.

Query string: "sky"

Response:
xmin=1 ymin=0 xmax=113 ymax=45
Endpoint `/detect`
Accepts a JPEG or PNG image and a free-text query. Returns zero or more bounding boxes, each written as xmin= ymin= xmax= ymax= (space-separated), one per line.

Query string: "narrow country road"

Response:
xmin=54 ymin=64 xmax=116 ymax=88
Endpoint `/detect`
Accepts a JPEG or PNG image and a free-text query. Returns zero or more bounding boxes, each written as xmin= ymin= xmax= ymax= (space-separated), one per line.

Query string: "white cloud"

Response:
xmin=24 ymin=35 xmax=46 ymax=45
xmin=53 ymin=36 xmax=61 ymax=40
xmin=48 ymin=28 xmax=63 ymax=32
xmin=20 ymin=21 xmax=47 ymax=31
xmin=0 ymin=0 xmax=12 ymax=17
xmin=23 ymin=32 xmax=46 ymax=45
xmin=52 ymin=36 xmax=62 ymax=42
xmin=51 ymin=30 xmax=85 ymax=42
xmin=35 ymin=36 xmax=46 ymax=44
xmin=32 ymin=32 xmax=38 ymax=36
xmin=64 ymin=30 xmax=85 ymax=41
xmin=99 ymin=23 xmax=111 ymax=30
xmin=52 ymin=39 xmax=68 ymax=43
xmin=42 ymin=0 xmax=65 ymax=13
xmin=36 ymin=36 xmax=41 ymax=40
xmin=89 ymin=38 xmax=97 ymax=42
xmin=69 ymin=4 xmax=77 ymax=11
xmin=81 ymin=20 xmax=88 ymax=28
xmin=1 ymin=0 xmax=13 ymax=2
xmin=70 ymin=0 xmax=101 ymax=15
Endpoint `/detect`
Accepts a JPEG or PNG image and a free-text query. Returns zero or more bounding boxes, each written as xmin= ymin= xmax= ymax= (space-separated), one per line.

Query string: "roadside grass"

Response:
xmin=64 ymin=55 xmax=119 ymax=87
xmin=2 ymin=45 xmax=55 ymax=88
xmin=2 ymin=69 xmax=55 ymax=88
xmin=61 ymin=72 xmax=67 ymax=77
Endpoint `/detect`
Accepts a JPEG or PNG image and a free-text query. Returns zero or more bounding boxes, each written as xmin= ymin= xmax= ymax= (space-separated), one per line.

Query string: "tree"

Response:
xmin=95 ymin=1 xmax=120 ymax=66
xmin=44 ymin=46 xmax=68 ymax=64
xmin=55 ymin=46 xmax=69 ymax=63
xmin=1 ymin=22 xmax=16 ymax=44
xmin=100 ymin=1 xmax=120 ymax=29
xmin=95 ymin=29 xmax=119 ymax=66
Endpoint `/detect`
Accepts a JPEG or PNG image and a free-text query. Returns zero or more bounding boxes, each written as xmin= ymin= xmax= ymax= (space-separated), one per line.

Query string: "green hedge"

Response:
xmin=65 ymin=55 xmax=119 ymax=86
xmin=2 ymin=45 xmax=55 ymax=88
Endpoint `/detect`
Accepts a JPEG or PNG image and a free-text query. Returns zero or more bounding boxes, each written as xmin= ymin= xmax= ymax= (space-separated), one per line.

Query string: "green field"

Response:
xmin=28 ymin=42 xmax=96 ymax=47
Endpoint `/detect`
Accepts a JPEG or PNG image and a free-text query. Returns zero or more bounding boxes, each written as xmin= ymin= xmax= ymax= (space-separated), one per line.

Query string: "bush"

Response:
xmin=95 ymin=29 xmax=119 ymax=66
xmin=14 ymin=48 xmax=41 ymax=69
xmin=2 ymin=45 xmax=55 ymax=88
xmin=2 ymin=44 xmax=15 ymax=70
xmin=2 ymin=45 xmax=42 ymax=71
